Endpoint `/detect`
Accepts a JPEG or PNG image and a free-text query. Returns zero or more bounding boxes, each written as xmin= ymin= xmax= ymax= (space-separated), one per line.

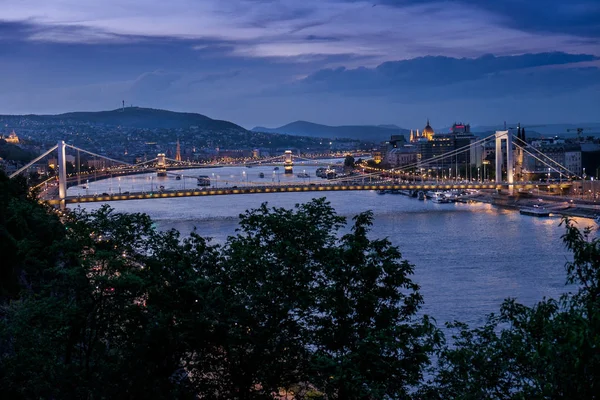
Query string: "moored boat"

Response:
xmin=519 ymin=207 xmax=550 ymax=217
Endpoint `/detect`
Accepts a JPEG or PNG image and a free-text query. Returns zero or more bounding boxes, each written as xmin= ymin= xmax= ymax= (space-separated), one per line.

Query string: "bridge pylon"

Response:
xmin=58 ymin=140 xmax=67 ymax=207
xmin=284 ymin=150 xmax=293 ymax=174
xmin=495 ymin=130 xmax=514 ymax=194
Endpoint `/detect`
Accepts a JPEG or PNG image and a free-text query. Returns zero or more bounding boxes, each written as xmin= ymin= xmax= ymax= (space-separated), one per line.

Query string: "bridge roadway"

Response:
xmin=47 ymin=181 xmax=572 ymax=205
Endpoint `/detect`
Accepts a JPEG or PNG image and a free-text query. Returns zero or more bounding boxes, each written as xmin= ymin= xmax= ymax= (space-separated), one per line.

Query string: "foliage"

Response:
xmin=420 ymin=218 xmax=600 ymax=399
xmin=4 ymin=161 xmax=598 ymax=399
xmin=0 ymin=183 xmax=438 ymax=399
xmin=344 ymin=155 xmax=355 ymax=168
xmin=0 ymin=140 xmax=36 ymax=163
xmin=0 ymin=171 xmax=64 ymax=300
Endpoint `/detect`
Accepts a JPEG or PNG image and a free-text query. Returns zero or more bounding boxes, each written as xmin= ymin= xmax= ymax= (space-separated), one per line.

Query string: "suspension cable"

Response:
xmin=9 ymin=145 xmax=59 ymax=178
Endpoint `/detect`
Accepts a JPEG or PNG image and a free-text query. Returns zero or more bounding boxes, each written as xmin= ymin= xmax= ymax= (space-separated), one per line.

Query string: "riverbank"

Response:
xmin=475 ymin=191 xmax=599 ymax=219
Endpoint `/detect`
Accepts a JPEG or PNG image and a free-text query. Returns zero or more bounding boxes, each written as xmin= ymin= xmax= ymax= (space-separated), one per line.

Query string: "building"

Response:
xmin=523 ymin=143 xmax=582 ymax=177
xmin=408 ymin=119 xmax=477 ymax=174
xmin=385 ymin=145 xmax=418 ymax=167
xmin=451 ymin=123 xmax=471 ymax=134
xmin=2 ymin=130 xmax=20 ymax=144
xmin=376 ymin=134 xmax=407 ymax=165
xmin=409 ymin=120 xmax=435 ymax=143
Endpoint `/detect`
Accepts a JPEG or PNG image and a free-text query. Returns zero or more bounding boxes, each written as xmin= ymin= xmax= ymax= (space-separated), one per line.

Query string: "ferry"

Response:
xmin=430 ymin=192 xmax=451 ymax=203
xmin=197 ymin=175 xmax=211 ymax=187
xmin=519 ymin=206 xmax=550 ymax=217
xmin=259 ymin=172 xmax=265 ymax=178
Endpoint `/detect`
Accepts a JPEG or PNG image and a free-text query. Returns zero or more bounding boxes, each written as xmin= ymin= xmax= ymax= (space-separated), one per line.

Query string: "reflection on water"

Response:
xmin=68 ymin=167 xmax=599 ymax=327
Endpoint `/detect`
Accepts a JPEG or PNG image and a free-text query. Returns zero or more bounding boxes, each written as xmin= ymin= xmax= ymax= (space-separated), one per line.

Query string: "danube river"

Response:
xmin=68 ymin=164 xmax=599 ymax=328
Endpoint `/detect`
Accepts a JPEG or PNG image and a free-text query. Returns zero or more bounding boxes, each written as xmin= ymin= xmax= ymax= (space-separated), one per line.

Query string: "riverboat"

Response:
xmin=197 ymin=175 xmax=211 ymax=187
xmin=430 ymin=192 xmax=451 ymax=203
xmin=519 ymin=207 xmax=550 ymax=217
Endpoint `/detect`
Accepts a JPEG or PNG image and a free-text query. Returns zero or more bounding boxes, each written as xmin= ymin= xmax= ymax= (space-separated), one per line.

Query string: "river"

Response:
xmin=68 ymin=164 xmax=599 ymax=328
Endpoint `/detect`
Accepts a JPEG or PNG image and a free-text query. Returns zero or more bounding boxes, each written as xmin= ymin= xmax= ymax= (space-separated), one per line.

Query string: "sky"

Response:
xmin=1 ymin=0 xmax=599 ymax=129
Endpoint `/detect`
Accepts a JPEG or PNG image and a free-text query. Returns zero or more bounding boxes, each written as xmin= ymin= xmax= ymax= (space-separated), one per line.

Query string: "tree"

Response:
xmin=420 ymin=218 xmax=600 ymax=399
xmin=344 ymin=155 xmax=355 ymax=168
xmin=310 ymin=211 xmax=440 ymax=399
xmin=0 ymin=181 xmax=440 ymax=399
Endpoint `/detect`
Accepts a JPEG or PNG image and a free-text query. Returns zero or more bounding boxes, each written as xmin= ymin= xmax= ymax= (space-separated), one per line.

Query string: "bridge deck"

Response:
xmin=47 ymin=182 xmax=572 ymax=205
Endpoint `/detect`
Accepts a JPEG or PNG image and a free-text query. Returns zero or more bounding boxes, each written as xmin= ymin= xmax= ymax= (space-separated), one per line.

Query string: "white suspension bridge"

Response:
xmin=10 ymin=131 xmax=579 ymax=208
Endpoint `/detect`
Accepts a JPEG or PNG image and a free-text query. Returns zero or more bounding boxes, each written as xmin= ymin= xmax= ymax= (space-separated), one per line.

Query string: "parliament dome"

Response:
xmin=423 ymin=119 xmax=434 ymax=140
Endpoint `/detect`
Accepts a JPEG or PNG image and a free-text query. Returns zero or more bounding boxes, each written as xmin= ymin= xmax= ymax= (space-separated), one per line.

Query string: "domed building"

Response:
xmin=422 ymin=119 xmax=434 ymax=141
xmin=409 ymin=119 xmax=435 ymax=142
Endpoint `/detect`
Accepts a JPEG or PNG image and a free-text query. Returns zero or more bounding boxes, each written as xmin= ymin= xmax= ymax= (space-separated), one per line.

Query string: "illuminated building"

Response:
xmin=3 ymin=130 xmax=19 ymax=144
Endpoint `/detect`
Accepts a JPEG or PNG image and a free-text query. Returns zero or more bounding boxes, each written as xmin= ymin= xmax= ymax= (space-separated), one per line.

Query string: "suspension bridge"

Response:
xmin=10 ymin=130 xmax=580 ymax=208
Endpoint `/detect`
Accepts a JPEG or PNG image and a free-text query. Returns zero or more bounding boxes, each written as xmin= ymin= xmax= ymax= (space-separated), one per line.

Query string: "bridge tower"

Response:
xmin=495 ymin=130 xmax=514 ymax=193
xmin=157 ymin=153 xmax=167 ymax=177
xmin=58 ymin=140 xmax=67 ymax=205
xmin=284 ymin=150 xmax=293 ymax=174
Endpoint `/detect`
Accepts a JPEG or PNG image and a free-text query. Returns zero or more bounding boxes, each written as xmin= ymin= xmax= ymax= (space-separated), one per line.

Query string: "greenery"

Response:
xmin=0 ymin=140 xmax=36 ymax=163
xmin=343 ymin=155 xmax=355 ymax=168
xmin=1 ymin=167 xmax=598 ymax=399
xmin=419 ymin=219 xmax=600 ymax=399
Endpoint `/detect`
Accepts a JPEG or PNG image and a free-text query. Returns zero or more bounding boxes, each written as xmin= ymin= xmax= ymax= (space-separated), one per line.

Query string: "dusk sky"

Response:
xmin=1 ymin=0 xmax=599 ymax=129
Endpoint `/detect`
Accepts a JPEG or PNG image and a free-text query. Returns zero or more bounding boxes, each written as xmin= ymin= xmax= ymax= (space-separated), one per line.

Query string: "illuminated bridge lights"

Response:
xmin=52 ymin=181 xmax=573 ymax=206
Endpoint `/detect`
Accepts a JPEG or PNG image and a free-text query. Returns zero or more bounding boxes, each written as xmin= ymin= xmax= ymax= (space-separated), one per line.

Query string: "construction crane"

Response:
xmin=566 ymin=127 xmax=591 ymax=142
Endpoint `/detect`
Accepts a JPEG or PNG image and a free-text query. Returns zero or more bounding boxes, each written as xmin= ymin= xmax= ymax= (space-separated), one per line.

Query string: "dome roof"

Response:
xmin=423 ymin=119 xmax=434 ymax=134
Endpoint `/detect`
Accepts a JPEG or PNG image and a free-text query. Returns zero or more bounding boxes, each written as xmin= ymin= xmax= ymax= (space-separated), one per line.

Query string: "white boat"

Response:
xmin=431 ymin=192 xmax=451 ymax=203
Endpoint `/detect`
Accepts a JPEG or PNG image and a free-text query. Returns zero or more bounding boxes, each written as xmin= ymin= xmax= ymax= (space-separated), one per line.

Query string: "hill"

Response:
xmin=17 ymin=107 xmax=247 ymax=132
xmin=471 ymin=123 xmax=600 ymax=137
xmin=252 ymin=120 xmax=408 ymax=142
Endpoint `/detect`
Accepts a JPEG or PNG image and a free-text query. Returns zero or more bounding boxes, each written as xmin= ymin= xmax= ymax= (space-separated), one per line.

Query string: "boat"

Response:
xmin=417 ymin=191 xmax=425 ymax=200
xmin=175 ymin=175 xmax=181 ymax=180
xmin=430 ymin=192 xmax=451 ymax=203
xmin=519 ymin=207 xmax=550 ymax=217
xmin=197 ymin=175 xmax=211 ymax=187
xmin=297 ymin=172 xmax=310 ymax=178
xmin=259 ymin=172 xmax=265 ymax=178
xmin=377 ymin=189 xmax=386 ymax=195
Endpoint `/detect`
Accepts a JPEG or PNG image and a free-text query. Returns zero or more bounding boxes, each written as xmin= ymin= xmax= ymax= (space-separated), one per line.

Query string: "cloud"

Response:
xmin=376 ymin=0 xmax=600 ymax=38
xmin=283 ymin=52 xmax=600 ymax=99
xmin=1 ymin=0 xmax=598 ymax=64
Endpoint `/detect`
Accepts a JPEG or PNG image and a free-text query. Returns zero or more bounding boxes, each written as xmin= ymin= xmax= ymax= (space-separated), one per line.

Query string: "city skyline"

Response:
xmin=1 ymin=0 xmax=599 ymax=128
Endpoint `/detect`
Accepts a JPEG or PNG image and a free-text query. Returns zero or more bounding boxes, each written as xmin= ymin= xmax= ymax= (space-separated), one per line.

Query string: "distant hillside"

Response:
xmin=252 ymin=121 xmax=408 ymax=142
xmin=472 ymin=123 xmax=600 ymax=137
xmin=14 ymin=107 xmax=247 ymax=132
